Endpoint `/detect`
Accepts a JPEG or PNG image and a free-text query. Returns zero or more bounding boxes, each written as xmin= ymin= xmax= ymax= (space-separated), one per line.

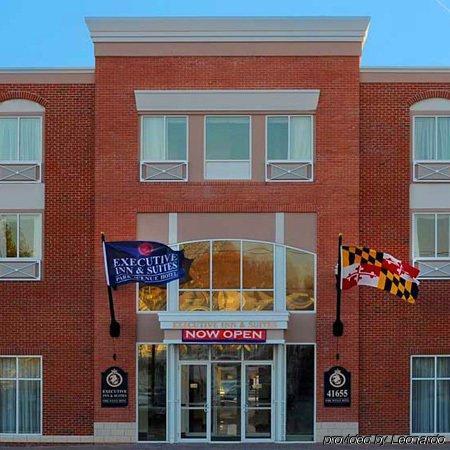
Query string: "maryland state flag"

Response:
xmin=341 ymin=246 xmax=420 ymax=303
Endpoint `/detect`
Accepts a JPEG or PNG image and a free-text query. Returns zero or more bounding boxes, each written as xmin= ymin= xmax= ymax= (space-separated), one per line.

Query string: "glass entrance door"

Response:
xmin=180 ymin=364 xmax=209 ymax=440
xmin=177 ymin=345 xmax=274 ymax=442
xmin=244 ymin=364 xmax=272 ymax=440
xmin=211 ymin=363 xmax=241 ymax=441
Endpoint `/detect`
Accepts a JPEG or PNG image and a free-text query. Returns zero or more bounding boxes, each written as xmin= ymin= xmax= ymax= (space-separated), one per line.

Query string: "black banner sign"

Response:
xmin=324 ymin=366 xmax=351 ymax=407
xmin=103 ymin=241 xmax=189 ymax=288
xmin=101 ymin=366 xmax=128 ymax=408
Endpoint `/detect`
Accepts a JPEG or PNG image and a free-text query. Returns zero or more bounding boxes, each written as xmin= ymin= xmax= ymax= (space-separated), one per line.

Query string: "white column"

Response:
xmin=275 ymin=212 xmax=284 ymax=244
xmin=274 ymin=344 xmax=286 ymax=442
xmin=167 ymin=344 xmax=177 ymax=443
xmin=168 ymin=213 xmax=178 ymax=312
xmin=274 ymin=213 xmax=285 ymax=312
xmin=274 ymin=214 xmax=286 ymax=440
xmin=168 ymin=213 xmax=177 ymax=244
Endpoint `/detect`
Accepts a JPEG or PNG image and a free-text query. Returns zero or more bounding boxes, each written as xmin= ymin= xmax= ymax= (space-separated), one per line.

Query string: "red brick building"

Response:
xmin=0 ymin=17 xmax=449 ymax=444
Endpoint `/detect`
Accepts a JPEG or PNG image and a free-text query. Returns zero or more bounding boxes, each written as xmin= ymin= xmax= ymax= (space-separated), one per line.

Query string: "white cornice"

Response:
xmin=134 ymin=89 xmax=320 ymax=112
xmin=361 ymin=67 xmax=450 ymax=73
xmin=86 ymin=16 xmax=370 ymax=44
xmin=361 ymin=67 xmax=450 ymax=83
xmin=0 ymin=68 xmax=94 ymax=73
xmin=0 ymin=68 xmax=94 ymax=84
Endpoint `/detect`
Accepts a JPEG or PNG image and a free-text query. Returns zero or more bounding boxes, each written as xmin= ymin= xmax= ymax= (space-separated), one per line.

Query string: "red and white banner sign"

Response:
xmin=182 ymin=329 xmax=266 ymax=343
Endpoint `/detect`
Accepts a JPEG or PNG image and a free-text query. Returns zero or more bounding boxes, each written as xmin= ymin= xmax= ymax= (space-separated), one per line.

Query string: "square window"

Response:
xmin=140 ymin=116 xmax=188 ymax=182
xmin=141 ymin=116 xmax=187 ymax=162
xmin=0 ymin=117 xmax=42 ymax=162
xmin=414 ymin=213 xmax=450 ymax=278
xmin=266 ymin=115 xmax=313 ymax=181
xmin=205 ymin=116 xmax=251 ymax=179
xmin=0 ymin=213 xmax=42 ymax=260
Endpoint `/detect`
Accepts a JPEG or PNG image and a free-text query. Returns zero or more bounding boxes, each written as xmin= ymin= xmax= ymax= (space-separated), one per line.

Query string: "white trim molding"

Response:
xmin=361 ymin=67 xmax=450 ymax=83
xmin=410 ymin=184 xmax=450 ymax=209
xmin=158 ymin=311 xmax=290 ymax=330
xmin=135 ymin=89 xmax=320 ymax=113
xmin=86 ymin=17 xmax=370 ymax=44
xmin=0 ymin=68 xmax=94 ymax=84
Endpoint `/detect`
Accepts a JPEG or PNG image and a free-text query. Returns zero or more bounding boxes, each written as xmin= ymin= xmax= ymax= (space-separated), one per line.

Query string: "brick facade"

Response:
xmin=1 ymin=18 xmax=449 ymax=442
xmin=93 ymin=55 xmax=361 ymax=426
xmin=0 ymin=83 xmax=95 ymax=435
xmin=359 ymin=83 xmax=450 ymax=434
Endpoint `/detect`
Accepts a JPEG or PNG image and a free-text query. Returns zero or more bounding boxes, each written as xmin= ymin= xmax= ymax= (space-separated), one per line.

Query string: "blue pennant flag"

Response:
xmin=103 ymin=241 xmax=188 ymax=288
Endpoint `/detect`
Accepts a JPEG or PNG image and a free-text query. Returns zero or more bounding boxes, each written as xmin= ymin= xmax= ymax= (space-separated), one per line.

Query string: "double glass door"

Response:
xmin=179 ymin=350 xmax=273 ymax=442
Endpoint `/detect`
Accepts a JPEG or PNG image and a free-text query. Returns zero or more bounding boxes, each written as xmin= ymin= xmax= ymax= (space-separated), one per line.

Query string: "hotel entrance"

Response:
xmin=178 ymin=344 xmax=273 ymax=442
xmin=137 ymin=343 xmax=315 ymax=443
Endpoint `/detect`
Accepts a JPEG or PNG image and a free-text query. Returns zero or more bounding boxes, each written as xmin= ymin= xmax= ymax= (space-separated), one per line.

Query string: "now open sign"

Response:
xmin=182 ymin=329 xmax=267 ymax=343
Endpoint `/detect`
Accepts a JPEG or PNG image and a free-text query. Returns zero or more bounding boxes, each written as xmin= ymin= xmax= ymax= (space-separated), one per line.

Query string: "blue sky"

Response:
xmin=1 ymin=0 xmax=450 ymax=68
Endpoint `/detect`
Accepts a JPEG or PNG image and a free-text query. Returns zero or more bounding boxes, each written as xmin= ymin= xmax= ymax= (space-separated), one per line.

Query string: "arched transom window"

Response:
xmin=138 ymin=239 xmax=315 ymax=313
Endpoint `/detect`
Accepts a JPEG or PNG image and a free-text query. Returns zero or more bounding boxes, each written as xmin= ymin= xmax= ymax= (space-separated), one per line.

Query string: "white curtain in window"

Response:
xmin=0 ymin=357 xmax=16 ymax=433
xmin=0 ymin=118 xmax=18 ymax=160
xmin=19 ymin=118 xmax=41 ymax=161
xmin=414 ymin=214 xmax=435 ymax=258
xmin=437 ymin=117 xmax=450 ymax=160
xmin=142 ymin=117 xmax=165 ymax=161
xmin=412 ymin=379 xmax=435 ymax=433
xmin=415 ymin=117 xmax=435 ymax=160
xmin=437 ymin=380 xmax=450 ymax=433
xmin=290 ymin=116 xmax=312 ymax=160
xmin=18 ymin=380 xmax=40 ymax=434
xmin=0 ymin=380 xmax=16 ymax=433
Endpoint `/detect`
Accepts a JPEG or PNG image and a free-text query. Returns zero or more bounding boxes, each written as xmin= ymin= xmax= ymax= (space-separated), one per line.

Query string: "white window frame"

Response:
xmin=410 ymin=355 xmax=450 ymax=436
xmin=204 ymin=115 xmax=252 ymax=180
xmin=0 ymin=116 xmax=43 ymax=183
xmin=412 ymin=212 xmax=450 ymax=279
xmin=265 ymin=115 xmax=314 ymax=182
xmin=140 ymin=115 xmax=188 ymax=182
xmin=0 ymin=355 xmax=43 ymax=436
xmin=0 ymin=213 xmax=42 ymax=281
xmin=137 ymin=239 xmax=316 ymax=314
xmin=413 ymin=115 xmax=450 ymax=183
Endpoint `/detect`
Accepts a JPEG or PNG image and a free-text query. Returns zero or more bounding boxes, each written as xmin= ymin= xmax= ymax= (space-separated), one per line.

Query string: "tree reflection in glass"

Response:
xmin=286 ymin=249 xmax=315 ymax=310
